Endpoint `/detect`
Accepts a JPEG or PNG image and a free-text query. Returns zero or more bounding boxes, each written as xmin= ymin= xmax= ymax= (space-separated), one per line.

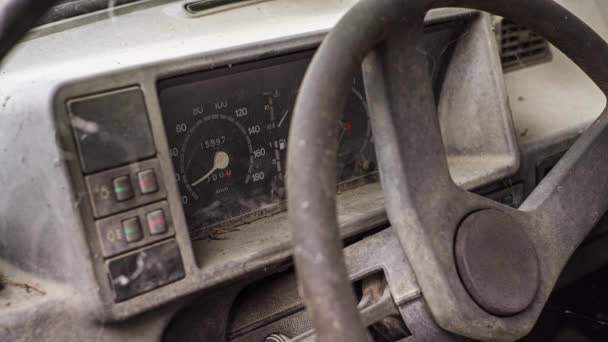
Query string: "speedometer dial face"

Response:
xmin=162 ymin=84 xmax=278 ymax=230
xmin=180 ymin=115 xmax=254 ymax=210
xmin=178 ymin=106 xmax=276 ymax=229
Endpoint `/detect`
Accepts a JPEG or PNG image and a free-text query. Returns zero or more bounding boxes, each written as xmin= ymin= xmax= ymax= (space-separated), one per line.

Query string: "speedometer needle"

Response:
xmin=191 ymin=151 xmax=230 ymax=186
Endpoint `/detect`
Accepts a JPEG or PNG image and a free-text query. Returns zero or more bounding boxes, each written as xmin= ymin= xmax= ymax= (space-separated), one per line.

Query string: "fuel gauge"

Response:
xmin=267 ymin=82 xmax=375 ymax=185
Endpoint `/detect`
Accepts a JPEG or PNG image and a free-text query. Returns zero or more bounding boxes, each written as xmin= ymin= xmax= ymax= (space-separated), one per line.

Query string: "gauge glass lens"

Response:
xmin=160 ymin=52 xmax=376 ymax=232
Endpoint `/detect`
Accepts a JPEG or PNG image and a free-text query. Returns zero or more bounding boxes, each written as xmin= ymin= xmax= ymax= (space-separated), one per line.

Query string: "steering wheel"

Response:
xmin=287 ymin=0 xmax=608 ymax=341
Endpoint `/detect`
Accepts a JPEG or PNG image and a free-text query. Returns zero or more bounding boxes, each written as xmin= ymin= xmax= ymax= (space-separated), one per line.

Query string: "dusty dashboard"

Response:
xmin=45 ymin=9 xmax=519 ymax=320
xmin=0 ymin=0 xmax=601 ymax=339
xmin=158 ymin=22 xmax=466 ymax=237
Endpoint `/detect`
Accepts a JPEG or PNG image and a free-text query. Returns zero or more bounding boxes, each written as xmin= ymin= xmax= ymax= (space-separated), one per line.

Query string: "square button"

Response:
xmin=113 ymin=176 xmax=134 ymax=201
xmin=146 ymin=210 xmax=167 ymax=235
xmin=137 ymin=169 xmax=158 ymax=195
xmin=122 ymin=217 xmax=143 ymax=243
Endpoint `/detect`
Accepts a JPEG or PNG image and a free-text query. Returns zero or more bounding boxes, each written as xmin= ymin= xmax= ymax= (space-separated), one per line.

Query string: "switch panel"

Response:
xmin=68 ymin=87 xmax=156 ymax=174
xmin=85 ymin=159 xmax=166 ymax=218
xmin=67 ymin=88 xmax=183 ymax=306
xmin=96 ymin=201 xmax=175 ymax=258
xmin=107 ymin=239 xmax=185 ymax=302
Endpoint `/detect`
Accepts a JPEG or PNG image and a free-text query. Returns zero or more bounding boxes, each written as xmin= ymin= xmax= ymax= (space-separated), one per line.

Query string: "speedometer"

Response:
xmin=165 ymin=90 xmax=277 ymax=230
xmin=180 ymin=114 xmax=254 ymax=204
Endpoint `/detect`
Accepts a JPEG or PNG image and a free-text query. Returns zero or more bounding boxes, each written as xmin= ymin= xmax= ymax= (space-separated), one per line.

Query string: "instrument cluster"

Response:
xmin=159 ymin=51 xmax=375 ymax=235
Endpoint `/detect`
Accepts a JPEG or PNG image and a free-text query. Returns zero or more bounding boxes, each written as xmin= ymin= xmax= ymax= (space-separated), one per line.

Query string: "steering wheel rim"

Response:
xmin=0 ymin=0 xmax=58 ymax=60
xmin=287 ymin=0 xmax=608 ymax=341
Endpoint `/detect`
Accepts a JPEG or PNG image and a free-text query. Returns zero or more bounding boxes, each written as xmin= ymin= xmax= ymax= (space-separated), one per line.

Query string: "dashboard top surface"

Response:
xmin=0 ymin=1 xmax=470 ymax=84
xmin=1 ymin=0 xmax=356 ymax=79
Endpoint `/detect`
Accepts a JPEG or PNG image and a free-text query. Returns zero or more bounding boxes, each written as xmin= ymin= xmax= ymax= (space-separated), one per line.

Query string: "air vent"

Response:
xmin=498 ymin=19 xmax=552 ymax=72
xmin=185 ymin=0 xmax=264 ymax=15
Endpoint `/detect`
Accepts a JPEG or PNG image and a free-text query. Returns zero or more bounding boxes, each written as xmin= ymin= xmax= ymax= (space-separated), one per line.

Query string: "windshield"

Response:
xmin=40 ymin=0 xmax=146 ymax=25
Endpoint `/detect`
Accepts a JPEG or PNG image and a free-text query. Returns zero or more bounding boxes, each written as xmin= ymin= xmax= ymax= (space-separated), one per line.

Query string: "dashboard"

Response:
xmin=0 ymin=2 xmax=519 ymax=323
xmin=58 ymin=10 xmax=516 ymax=313
xmin=1 ymin=1 xmax=603 ymax=341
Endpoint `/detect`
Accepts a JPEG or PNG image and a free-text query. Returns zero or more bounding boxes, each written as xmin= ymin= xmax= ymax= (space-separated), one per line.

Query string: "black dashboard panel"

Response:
xmin=159 ymin=51 xmax=374 ymax=234
xmin=158 ymin=21 xmax=467 ymax=235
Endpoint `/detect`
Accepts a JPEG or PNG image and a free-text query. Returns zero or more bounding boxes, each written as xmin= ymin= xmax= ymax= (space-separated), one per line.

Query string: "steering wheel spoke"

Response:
xmin=522 ymin=108 xmax=608 ymax=282
xmin=363 ymin=27 xmax=458 ymax=214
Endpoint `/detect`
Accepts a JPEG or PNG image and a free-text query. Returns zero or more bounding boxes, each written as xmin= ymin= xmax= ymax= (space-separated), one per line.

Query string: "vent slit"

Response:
xmin=497 ymin=18 xmax=553 ymax=72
